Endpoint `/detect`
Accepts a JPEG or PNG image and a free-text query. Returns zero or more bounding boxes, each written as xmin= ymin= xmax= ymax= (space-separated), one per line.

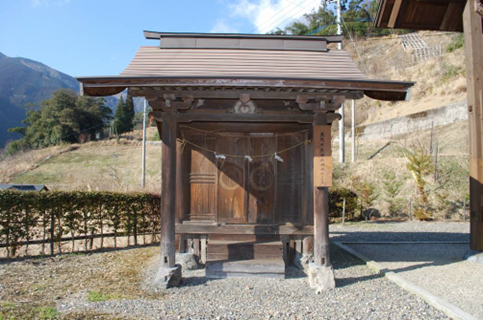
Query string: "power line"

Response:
xmin=341 ymin=15 xmax=370 ymax=74
xmin=249 ymin=0 xmax=313 ymax=34
xmin=251 ymin=0 xmax=320 ymax=34
xmin=268 ymin=0 xmax=322 ymax=34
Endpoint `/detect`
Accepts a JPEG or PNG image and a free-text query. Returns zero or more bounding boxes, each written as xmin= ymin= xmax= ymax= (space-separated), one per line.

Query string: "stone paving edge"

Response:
xmin=333 ymin=241 xmax=479 ymax=320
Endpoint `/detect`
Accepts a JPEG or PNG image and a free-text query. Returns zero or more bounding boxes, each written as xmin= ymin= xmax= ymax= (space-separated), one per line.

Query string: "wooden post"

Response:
xmin=313 ymin=113 xmax=331 ymax=267
xmin=160 ymin=112 xmax=177 ymax=268
xmin=314 ymin=187 xmax=330 ymax=266
xmin=295 ymin=235 xmax=303 ymax=260
xmin=200 ymin=235 xmax=207 ymax=264
xmin=463 ymin=1 xmax=483 ymax=251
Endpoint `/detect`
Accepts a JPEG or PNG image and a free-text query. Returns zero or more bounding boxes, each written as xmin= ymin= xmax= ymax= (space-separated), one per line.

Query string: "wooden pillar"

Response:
xmin=160 ymin=112 xmax=177 ymax=268
xmin=313 ymin=113 xmax=332 ymax=266
xmin=463 ymin=2 xmax=483 ymax=251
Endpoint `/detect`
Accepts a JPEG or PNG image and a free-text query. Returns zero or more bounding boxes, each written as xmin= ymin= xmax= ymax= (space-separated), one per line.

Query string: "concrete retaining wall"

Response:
xmin=356 ymin=101 xmax=467 ymax=141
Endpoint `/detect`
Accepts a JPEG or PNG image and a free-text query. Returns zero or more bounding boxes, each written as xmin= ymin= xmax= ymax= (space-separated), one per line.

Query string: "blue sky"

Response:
xmin=0 ymin=0 xmax=321 ymax=77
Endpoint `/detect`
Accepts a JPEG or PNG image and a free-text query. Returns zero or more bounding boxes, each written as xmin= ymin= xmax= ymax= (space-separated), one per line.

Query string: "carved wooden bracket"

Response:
xmin=296 ymin=94 xmax=346 ymax=111
xmin=151 ymin=93 xmax=194 ymax=111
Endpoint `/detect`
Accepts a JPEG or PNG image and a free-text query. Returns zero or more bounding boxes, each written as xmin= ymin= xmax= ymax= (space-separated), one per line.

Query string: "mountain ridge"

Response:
xmin=0 ymin=52 xmax=80 ymax=148
xmin=0 ymin=52 xmax=123 ymax=149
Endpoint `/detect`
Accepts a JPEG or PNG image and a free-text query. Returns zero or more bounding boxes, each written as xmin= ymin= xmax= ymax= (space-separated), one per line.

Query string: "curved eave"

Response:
xmin=76 ymin=76 xmax=414 ymax=101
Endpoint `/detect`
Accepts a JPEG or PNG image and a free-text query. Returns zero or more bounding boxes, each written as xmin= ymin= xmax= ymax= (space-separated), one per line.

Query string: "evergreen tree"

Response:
xmin=113 ymin=96 xmax=126 ymax=135
xmin=124 ymin=95 xmax=135 ymax=132
xmin=7 ymin=89 xmax=112 ymax=153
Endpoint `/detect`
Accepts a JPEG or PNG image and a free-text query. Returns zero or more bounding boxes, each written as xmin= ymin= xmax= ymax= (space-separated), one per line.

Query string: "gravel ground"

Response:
xmin=332 ymin=221 xmax=482 ymax=319
xmin=0 ymin=221 xmax=467 ymax=319
xmin=54 ymin=243 xmax=449 ymax=320
xmin=346 ymin=243 xmax=483 ymax=319
xmin=330 ymin=221 xmax=470 ymax=242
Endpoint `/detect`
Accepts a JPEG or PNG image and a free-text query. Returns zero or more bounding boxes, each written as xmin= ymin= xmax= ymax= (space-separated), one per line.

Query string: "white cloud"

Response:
xmin=228 ymin=0 xmax=321 ymax=34
xmin=32 ymin=0 xmax=71 ymax=7
xmin=210 ymin=19 xmax=240 ymax=33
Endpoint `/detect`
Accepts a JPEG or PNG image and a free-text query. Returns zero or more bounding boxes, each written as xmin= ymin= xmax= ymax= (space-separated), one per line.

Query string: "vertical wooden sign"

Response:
xmin=313 ymin=125 xmax=332 ymax=187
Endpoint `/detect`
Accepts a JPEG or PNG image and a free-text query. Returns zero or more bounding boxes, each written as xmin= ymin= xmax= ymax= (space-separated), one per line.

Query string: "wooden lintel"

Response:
xmin=177 ymin=113 xmax=315 ymax=124
xmin=176 ymin=223 xmax=314 ymax=235
xmin=388 ymin=0 xmax=403 ymax=28
xmin=150 ymin=111 xmax=341 ymax=124
xmin=134 ymin=89 xmax=366 ymax=101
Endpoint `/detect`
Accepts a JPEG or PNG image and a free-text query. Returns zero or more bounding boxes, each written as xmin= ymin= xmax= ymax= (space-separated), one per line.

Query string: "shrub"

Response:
xmin=0 ymin=190 xmax=161 ymax=257
xmin=382 ymin=170 xmax=404 ymax=216
xmin=150 ymin=131 xmax=160 ymax=141
xmin=329 ymin=187 xmax=358 ymax=221
xmin=404 ymin=144 xmax=434 ymax=220
xmin=446 ymin=33 xmax=465 ymax=53
xmin=351 ymin=176 xmax=378 ymax=220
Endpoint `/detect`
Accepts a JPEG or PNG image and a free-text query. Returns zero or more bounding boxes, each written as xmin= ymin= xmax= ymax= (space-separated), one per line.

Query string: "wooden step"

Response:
xmin=206 ymin=259 xmax=285 ymax=279
xmin=207 ymin=240 xmax=283 ymax=261
xmin=209 ymin=234 xmax=281 ymax=242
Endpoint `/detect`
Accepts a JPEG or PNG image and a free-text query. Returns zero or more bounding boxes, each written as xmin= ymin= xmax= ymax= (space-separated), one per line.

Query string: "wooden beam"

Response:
xmin=176 ymin=223 xmax=314 ymax=235
xmin=463 ymin=1 xmax=483 ymax=251
xmin=440 ymin=3 xmax=465 ymax=31
xmin=150 ymin=111 xmax=341 ymax=124
xmin=134 ymin=89 xmax=365 ymax=101
xmin=388 ymin=0 xmax=403 ymax=28
xmin=160 ymin=112 xmax=177 ymax=268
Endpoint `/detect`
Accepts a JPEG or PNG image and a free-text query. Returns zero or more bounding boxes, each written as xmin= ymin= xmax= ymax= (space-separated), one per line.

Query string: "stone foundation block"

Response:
xmin=308 ymin=263 xmax=335 ymax=293
xmin=463 ymin=250 xmax=483 ymax=265
xmin=176 ymin=253 xmax=201 ymax=270
xmin=154 ymin=264 xmax=182 ymax=289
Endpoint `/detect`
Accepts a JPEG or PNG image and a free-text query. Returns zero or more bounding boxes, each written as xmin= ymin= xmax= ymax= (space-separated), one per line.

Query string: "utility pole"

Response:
xmin=141 ymin=99 xmax=147 ymax=188
xmin=336 ymin=0 xmax=342 ymax=50
xmin=336 ymin=0 xmax=345 ymax=163
xmin=351 ymin=100 xmax=355 ymax=163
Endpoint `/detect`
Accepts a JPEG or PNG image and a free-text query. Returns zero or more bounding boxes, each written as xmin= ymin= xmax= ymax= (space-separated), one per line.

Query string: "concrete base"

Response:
xmin=176 ymin=253 xmax=201 ymax=270
xmin=308 ymin=263 xmax=336 ymax=293
xmin=463 ymin=250 xmax=483 ymax=265
xmin=153 ymin=264 xmax=182 ymax=289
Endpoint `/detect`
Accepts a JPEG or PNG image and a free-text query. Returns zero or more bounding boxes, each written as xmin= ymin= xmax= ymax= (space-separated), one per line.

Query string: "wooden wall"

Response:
xmin=180 ymin=125 xmax=311 ymax=226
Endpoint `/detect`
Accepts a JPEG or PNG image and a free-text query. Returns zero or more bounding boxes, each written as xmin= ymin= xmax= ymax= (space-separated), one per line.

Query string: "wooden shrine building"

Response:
xmin=77 ymin=31 xmax=413 ymax=289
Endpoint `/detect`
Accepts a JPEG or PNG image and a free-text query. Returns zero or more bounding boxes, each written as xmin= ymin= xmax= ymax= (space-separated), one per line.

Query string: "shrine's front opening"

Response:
xmin=179 ymin=123 xmax=312 ymax=226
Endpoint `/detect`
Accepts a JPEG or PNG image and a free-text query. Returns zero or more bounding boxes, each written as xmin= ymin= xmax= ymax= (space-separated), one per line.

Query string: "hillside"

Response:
xmin=343 ymin=31 xmax=467 ymax=125
xmin=0 ymin=53 xmax=124 ymax=149
xmin=0 ymin=52 xmax=79 ymax=148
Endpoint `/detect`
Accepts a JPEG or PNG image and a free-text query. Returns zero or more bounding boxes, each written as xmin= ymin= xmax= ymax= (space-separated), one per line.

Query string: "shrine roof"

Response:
xmin=77 ymin=32 xmax=414 ymax=101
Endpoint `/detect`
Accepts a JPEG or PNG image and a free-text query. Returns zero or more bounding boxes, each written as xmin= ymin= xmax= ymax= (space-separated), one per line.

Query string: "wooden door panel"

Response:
xmin=216 ymin=135 xmax=247 ymax=223
xmin=276 ymin=133 xmax=305 ymax=223
xmin=189 ymin=136 xmax=216 ymax=221
xmin=248 ymin=136 xmax=276 ymax=223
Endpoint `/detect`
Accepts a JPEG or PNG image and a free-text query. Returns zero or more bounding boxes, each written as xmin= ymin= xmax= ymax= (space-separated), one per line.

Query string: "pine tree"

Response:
xmin=124 ymin=95 xmax=135 ymax=132
xmin=113 ymin=96 xmax=126 ymax=135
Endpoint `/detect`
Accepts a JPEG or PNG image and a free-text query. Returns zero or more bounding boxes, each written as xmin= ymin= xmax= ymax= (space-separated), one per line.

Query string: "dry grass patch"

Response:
xmin=0 ymin=246 xmax=162 ymax=319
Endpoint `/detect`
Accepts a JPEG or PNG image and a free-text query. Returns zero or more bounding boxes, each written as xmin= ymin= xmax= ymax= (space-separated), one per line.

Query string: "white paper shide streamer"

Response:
xmin=274 ymin=153 xmax=284 ymax=163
